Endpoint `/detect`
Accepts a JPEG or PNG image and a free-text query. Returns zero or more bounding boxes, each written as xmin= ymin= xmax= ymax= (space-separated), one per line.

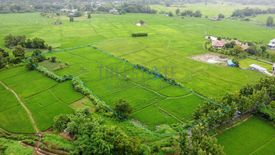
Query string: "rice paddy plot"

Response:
xmin=217 ymin=117 xmax=275 ymax=155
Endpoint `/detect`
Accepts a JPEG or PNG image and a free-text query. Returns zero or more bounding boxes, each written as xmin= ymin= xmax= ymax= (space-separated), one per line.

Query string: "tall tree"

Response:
xmin=115 ymin=99 xmax=132 ymax=120
xmin=69 ymin=16 xmax=74 ymax=22
xmin=12 ymin=45 xmax=25 ymax=58
xmin=266 ymin=16 xmax=274 ymax=27
xmin=176 ymin=8 xmax=180 ymax=16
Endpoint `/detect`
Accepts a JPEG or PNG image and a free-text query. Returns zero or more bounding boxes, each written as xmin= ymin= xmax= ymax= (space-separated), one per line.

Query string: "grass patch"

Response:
xmin=217 ymin=116 xmax=275 ymax=155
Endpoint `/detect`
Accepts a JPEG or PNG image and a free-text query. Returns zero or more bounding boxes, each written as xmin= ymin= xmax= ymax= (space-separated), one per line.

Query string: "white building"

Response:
xmin=250 ymin=64 xmax=273 ymax=76
xmin=268 ymin=39 xmax=275 ymax=49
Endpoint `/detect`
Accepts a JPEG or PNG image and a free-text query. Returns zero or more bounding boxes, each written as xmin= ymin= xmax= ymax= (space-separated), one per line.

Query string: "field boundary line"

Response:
xmin=166 ymin=93 xmax=193 ymax=100
xmin=24 ymin=83 xmax=60 ymax=99
xmin=132 ymin=98 xmax=167 ymax=114
xmin=0 ymin=81 xmax=39 ymax=133
xmin=157 ymin=106 xmax=184 ymax=123
xmin=249 ymin=137 xmax=275 ymax=155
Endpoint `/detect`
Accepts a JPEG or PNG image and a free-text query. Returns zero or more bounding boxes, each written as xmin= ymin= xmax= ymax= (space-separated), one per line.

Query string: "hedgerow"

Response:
xmin=134 ymin=64 xmax=181 ymax=87
xmin=71 ymin=77 xmax=113 ymax=113
xmin=71 ymin=77 xmax=92 ymax=96
xmin=132 ymin=33 xmax=148 ymax=37
xmin=36 ymin=66 xmax=72 ymax=82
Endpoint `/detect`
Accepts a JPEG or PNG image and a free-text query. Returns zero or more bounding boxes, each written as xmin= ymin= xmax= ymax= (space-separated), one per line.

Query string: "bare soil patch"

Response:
xmin=192 ymin=53 xmax=228 ymax=65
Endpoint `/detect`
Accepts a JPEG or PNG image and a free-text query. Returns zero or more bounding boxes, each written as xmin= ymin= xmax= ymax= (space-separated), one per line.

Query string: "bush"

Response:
xmin=114 ymin=99 xmax=132 ymax=120
xmin=132 ymin=33 xmax=148 ymax=37
xmin=26 ymin=57 xmax=38 ymax=70
xmin=53 ymin=115 xmax=70 ymax=132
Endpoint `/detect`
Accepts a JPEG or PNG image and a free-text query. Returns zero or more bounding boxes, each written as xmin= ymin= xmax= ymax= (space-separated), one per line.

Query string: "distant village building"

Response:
xmin=268 ymin=39 xmax=275 ymax=49
xmin=61 ymin=8 xmax=79 ymax=17
xmin=212 ymin=40 xmax=226 ymax=48
xmin=61 ymin=8 xmax=78 ymax=13
xmin=109 ymin=8 xmax=119 ymax=15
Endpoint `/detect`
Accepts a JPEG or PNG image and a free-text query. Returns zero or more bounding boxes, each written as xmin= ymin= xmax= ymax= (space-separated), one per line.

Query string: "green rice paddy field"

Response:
xmin=217 ymin=117 xmax=275 ymax=155
xmin=0 ymin=10 xmax=274 ymax=154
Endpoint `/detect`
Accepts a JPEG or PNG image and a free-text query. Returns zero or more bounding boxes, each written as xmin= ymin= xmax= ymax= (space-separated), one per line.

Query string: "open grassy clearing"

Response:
xmin=217 ymin=116 xmax=275 ymax=155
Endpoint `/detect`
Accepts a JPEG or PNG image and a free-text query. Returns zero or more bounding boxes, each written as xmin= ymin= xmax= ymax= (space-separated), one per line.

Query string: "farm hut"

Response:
xmin=268 ymin=39 xmax=275 ymax=49
xmin=227 ymin=59 xmax=236 ymax=67
xmin=249 ymin=64 xmax=272 ymax=76
xmin=212 ymin=40 xmax=226 ymax=48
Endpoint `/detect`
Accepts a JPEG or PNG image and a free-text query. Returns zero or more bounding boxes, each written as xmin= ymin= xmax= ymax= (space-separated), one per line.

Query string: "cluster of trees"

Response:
xmin=53 ymin=110 xmax=144 ymax=154
xmin=179 ymin=77 xmax=275 ymax=154
xmin=179 ymin=124 xmax=225 ymax=155
xmin=4 ymin=34 xmax=50 ymax=50
xmin=225 ymin=0 xmax=275 ymax=5
xmin=232 ymin=7 xmax=275 ymax=17
xmin=194 ymin=78 xmax=275 ymax=129
xmin=0 ymin=48 xmax=9 ymax=69
xmin=0 ymin=0 xmax=66 ymax=13
xmin=0 ymin=45 xmax=26 ymax=69
xmin=26 ymin=50 xmax=46 ymax=70
xmin=180 ymin=10 xmax=202 ymax=18
xmin=119 ymin=3 xmax=157 ymax=14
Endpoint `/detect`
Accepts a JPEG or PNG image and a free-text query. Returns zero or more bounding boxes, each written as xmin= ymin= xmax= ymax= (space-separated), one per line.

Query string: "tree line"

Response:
xmin=179 ymin=77 xmax=275 ymax=154
xmin=232 ymin=7 xmax=275 ymax=17
xmin=4 ymin=34 xmax=50 ymax=50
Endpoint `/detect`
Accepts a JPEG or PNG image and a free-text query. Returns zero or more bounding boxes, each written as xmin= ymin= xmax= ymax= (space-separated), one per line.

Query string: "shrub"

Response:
xmin=53 ymin=115 xmax=70 ymax=132
xmin=114 ymin=99 xmax=132 ymax=120
xmin=132 ymin=33 xmax=148 ymax=37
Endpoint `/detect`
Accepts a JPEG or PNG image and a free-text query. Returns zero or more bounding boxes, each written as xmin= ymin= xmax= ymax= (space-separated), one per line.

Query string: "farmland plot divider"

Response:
xmin=0 ymin=81 xmax=39 ymax=133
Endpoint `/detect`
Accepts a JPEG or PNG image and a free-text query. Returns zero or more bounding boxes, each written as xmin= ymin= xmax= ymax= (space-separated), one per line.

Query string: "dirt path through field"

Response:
xmin=0 ymin=81 xmax=39 ymax=133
